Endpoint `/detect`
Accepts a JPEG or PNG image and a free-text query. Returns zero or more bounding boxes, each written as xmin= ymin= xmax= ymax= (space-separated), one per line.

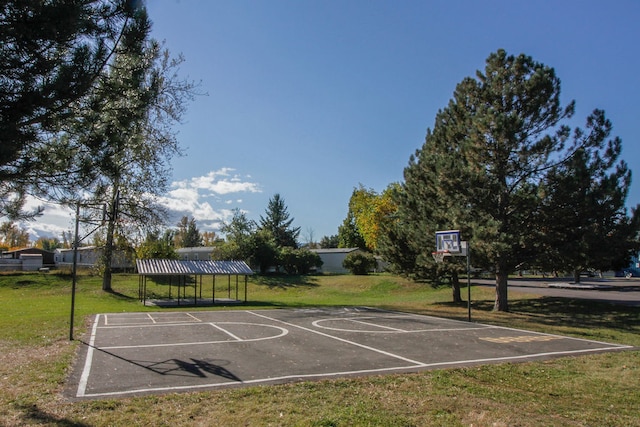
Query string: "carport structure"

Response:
xmin=136 ymin=259 xmax=253 ymax=306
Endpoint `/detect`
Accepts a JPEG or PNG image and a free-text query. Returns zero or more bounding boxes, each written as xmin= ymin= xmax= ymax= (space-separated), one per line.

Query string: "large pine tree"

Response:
xmin=387 ymin=50 xmax=639 ymax=311
xmin=391 ymin=50 xmax=576 ymax=311
xmin=539 ymin=110 xmax=640 ymax=281
xmin=0 ymin=0 xmax=134 ymax=219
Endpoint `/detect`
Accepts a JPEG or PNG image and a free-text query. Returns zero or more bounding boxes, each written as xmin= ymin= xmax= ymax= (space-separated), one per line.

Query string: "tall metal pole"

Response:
xmin=467 ymin=242 xmax=471 ymax=322
xmin=69 ymin=204 xmax=80 ymax=341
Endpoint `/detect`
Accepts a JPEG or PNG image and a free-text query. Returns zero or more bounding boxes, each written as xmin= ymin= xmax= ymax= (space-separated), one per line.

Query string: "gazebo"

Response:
xmin=136 ymin=259 xmax=254 ymax=306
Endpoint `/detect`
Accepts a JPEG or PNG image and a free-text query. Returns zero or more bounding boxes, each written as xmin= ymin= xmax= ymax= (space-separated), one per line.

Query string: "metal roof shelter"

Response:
xmin=136 ymin=259 xmax=253 ymax=306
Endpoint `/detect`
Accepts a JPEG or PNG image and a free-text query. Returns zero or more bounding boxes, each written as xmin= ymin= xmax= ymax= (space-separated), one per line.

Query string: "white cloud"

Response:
xmin=12 ymin=168 xmax=262 ymax=239
xmin=14 ymin=197 xmax=76 ymax=240
xmin=173 ymin=168 xmax=261 ymax=195
xmin=158 ymin=168 xmax=261 ymax=231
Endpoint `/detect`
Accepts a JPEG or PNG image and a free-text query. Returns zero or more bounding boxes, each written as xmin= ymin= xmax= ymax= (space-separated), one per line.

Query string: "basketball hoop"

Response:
xmin=431 ymin=251 xmax=449 ymax=263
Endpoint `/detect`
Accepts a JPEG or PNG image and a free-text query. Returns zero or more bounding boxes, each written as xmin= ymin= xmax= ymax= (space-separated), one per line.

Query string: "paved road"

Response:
xmin=472 ymin=277 xmax=640 ymax=306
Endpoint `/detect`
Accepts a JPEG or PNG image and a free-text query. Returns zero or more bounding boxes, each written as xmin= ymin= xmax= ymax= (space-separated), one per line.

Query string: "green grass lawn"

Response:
xmin=1 ymin=271 xmax=638 ymax=426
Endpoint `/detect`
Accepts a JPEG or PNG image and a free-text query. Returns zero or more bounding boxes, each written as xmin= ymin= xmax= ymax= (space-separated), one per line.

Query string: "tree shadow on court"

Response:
xmin=433 ymin=296 xmax=640 ymax=339
xmin=253 ymin=274 xmax=320 ymax=289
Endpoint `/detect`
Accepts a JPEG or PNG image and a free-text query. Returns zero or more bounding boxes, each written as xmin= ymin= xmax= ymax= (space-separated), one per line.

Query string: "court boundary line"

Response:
xmin=74 ymin=308 xmax=634 ymax=399
xmin=371 ymin=308 xmax=635 ymax=349
xmin=76 ymin=314 xmax=100 ymax=397
xmin=77 ymin=345 xmax=630 ymax=399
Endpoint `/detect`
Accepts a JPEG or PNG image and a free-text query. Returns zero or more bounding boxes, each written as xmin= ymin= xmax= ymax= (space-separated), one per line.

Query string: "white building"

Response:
xmin=55 ymin=246 xmax=134 ymax=270
xmin=309 ymin=248 xmax=361 ymax=274
xmin=176 ymin=247 xmax=216 ymax=261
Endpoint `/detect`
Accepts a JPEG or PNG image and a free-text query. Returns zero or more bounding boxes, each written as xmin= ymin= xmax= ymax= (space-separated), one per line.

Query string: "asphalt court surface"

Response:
xmin=67 ymin=307 xmax=633 ymax=399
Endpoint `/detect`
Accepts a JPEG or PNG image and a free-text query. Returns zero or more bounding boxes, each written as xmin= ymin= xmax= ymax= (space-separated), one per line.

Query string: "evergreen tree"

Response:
xmin=540 ymin=110 xmax=640 ymax=281
xmin=175 ymin=217 xmax=202 ymax=248
xmin=392 ymin=50 xmax=577 ymax=311
xmin=337 ymin=210 xmax=367 ymax=249
xmin=259 ymin=194 xmax=300 ymax=248
xmin=0 ymin=0 xmax=135 ymax=219
xmin=248 ymin=229 xmax=279 ymax=273
xmin=379 ymin=120 xmax=468 ymax=301
xmin=319 ymin=234 xmax=339 ymax=248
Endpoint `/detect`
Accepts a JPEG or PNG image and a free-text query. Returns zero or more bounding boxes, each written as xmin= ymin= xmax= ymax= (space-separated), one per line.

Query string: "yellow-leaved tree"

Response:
xmin=348 ymin=184 xmax=398 ymax=251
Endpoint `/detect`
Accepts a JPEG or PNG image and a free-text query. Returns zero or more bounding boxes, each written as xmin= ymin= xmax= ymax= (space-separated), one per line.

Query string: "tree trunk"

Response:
xmin=573 ymin=269 xmax=581 ymax=284
xmin=101 ymin=189 xmax=119 ymax=292
xmin=494 ymin=268 xmax=509 ymax=312
xmin=101 ymin=216 xmax=114 ymax=292
xmin=451 ymin=270 xmax=462 ymax=303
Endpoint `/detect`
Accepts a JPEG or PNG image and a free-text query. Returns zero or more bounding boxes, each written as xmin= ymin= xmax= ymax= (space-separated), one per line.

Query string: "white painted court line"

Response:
xmin=77 ymin=346 xmax=633 ymax=399
xmin=186 ymin=313 xmax=202 ymax=322
xmin=348 ymin=318 xmax=408 ymax=332
xmin=208 ymin=323 xmax=243 ymax=341
xmin=97 ymin=322 xmax=288 ymax=350
xmin=312 ymin=316 xmax=494 ymax=334
xmin=74 ymin=309 xmax=634 ymax=399
xmin=477 ymin=322 xmax=634 ymax=349
xmin=247 ymin=310 xmax=427 ymax=366
xmin=76 ymin=314 xmax=100 ymax=398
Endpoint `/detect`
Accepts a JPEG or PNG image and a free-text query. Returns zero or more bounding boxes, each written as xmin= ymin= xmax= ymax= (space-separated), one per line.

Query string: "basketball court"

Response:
xmin=66 ymin=307 xmax=632 ymax=400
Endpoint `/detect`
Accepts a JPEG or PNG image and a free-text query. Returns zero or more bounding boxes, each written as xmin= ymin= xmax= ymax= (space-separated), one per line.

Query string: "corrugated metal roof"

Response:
xmin=136 ymin=259 xmax=253 ymax=276
xmin=309 ymin=248 xmax=360 ymax=254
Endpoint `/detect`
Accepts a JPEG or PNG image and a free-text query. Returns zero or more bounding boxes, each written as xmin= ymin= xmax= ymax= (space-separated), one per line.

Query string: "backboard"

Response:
xmin=435 ymin=230 xmax=461 ymax=254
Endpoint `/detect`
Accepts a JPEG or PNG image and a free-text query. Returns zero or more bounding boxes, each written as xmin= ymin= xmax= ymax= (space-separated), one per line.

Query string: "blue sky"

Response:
xmin=24 ymin=0 xmax=640 ymax=243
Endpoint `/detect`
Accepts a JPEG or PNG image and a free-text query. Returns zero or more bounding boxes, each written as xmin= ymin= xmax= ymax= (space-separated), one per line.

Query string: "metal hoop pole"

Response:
xmin=466 ymin=243 xmax=471 ymax=322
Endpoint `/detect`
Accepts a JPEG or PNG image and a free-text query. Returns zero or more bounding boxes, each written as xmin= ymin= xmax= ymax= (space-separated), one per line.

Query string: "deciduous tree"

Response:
xmin=136 ymin=229 xmax=177 ymax=259
xmin=0 ymin=222 xmax=30 ymax=249
xmin=337 ymin=210 xmax=366 ymax=249
xmin=348 ymin=184 xmax=398 ymax=251
xmin=62 ymin=7 xmax=196 ymax=291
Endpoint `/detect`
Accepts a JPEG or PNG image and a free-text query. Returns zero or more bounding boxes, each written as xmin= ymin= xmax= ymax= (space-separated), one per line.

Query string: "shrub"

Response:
xmin=280 ymin=247 xmax=323 ymax=274
xmin=343 ymin=251 xmax=377 ymax=275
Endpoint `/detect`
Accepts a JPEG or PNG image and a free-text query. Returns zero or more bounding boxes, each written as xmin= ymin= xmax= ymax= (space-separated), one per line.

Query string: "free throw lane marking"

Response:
xmin=98 ymin=322 xmax=289 ymax=350
xmin=248 ymin=310 xmax=427 ymax=366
